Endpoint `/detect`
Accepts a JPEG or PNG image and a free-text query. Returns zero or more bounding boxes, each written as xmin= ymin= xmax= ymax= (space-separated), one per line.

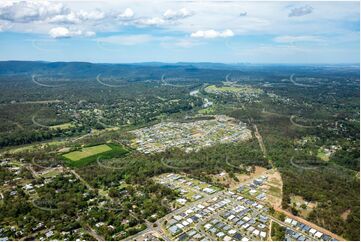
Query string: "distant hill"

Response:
xmin=0 ymin=61 xmax=358 ymax=80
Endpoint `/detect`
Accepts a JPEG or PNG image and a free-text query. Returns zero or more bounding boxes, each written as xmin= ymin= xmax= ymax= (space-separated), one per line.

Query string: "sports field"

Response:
xmin=63 ymin=143 xmax=128 ymax=167
xmin=63 ymin=144 xmax=112 ymax=161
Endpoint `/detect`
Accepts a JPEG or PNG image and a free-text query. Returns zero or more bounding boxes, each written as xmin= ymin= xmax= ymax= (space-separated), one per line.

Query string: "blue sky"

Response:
xmin=0 ymin=0 xmax=359 ymax=64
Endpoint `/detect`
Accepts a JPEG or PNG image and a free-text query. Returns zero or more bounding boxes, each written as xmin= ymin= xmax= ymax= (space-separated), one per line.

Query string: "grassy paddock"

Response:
xmin=50 ymin=122 xmax=75 ymax=130
xmin=63 ymin=143 xmax=128 ymax=167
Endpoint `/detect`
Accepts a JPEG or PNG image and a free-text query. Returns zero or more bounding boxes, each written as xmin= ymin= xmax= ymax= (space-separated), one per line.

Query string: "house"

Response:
xmin=224 ymin=235 xmax=232 ymax=241
xmin=285 ymin=218 xmax=293 ymax=224
xmin=238 ymin=186 xmax=245 ymax=192
xmin=242 ymin=216 xmax=251 ymax=222
xmin=223 ymin=225 xmax=231 ymax=231
xmin=204 ymin=224 xmax=212 ymax=230
xmin=315 ymin=231 xmax=323 ymax=239
xmin=309 ymin=228 xmax=317 ymax=236
xmin=186 ymin=218 xmax=193 ymax=224
xmin=227 ymin=215 xmax=235 ymax=221
xmin=178 ymin=233 xmax=188 ymax=241
xmin=95 ymin=222 xmax=105 ymax=228
xmin=246 ymin=226 xmax=254 ymax=232
xmin=321 ymin=234 xmax=332 ymax=241
xmin=181 ymin=220 xmax=189 ymax=226
xmin=190 ymin=215 xmax=199 ymax=222
xmin=186 ymin=230 xmax=197 ymax=237
xmin=302 ymin=225 xmax=311 ymax=232
xmin=232 ymin=217 xmax=239 ymax=224
xmin=259 ymin=215 xmax=268 ymax=223
xmin=237 ymin=220 xmax=245 ymax=226
xmin=209 ymin=228 xmax=217 ymax=234
xmin=249 ymin=189 xmax=257 ymax=195
xmin=292 ymin=232 xmax=301 ymax=240
xmin=216 ymin=232 xmax=225 ymax=238
xmin=233 ymin=233 xmax=243 ymax=240
xmin=176 ymin=198 xmax=187 ymax=205
xmin=176 ymin=223 xmax=184 ymax=229
xmin=45 ymin=230 xmax=54 ymax=238
xmin=297 ymin=235 xmax=307 ymax=241
xmin=253 ymin=178 xmax=264 ymax=186
xmin=258 ymin=223 xmax=266 ymax=230
xmin=168 ymin=219 xmax=177 ymax=226
xmin=23 ymin=184 xmax=33 ymax=190
xmin=203 ymin=187 xmax=216 ymax=194
xmin=252 ymin=229 xmax=260 ymax=236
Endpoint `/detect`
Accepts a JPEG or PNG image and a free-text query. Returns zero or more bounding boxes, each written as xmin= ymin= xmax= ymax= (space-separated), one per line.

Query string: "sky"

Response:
xmin=0 ymin=0 xmax=359 ymax=64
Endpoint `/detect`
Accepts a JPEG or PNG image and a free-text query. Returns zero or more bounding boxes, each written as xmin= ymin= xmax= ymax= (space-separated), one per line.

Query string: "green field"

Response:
xmin=63 ymin=143 xmax=128 ymax=167
xmin=63 ymin=144 xmax=112 ymax=161
xmin=205 ymin=84 xmax=263 ymax=94
xmin=50 ymin=122 xmax=75 ymax=130
xmin=317 ymin=148 xmax=330 ymax=161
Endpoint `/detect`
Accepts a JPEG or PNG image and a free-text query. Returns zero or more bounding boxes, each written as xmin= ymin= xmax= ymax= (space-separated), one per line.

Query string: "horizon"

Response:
xmin=0 ymin=60 xmax=360 ymax=66
xmin=0 ymin=0 xmax=359 ymax=64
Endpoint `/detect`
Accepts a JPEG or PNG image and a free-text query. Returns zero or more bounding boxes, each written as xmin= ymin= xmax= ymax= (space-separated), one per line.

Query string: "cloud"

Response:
xmin=135 ymin=8 xmax=192 ymax=27
xmin=0 ymin=0 xmax=68 ymax=23
xmin=48 ymin=9 xmax=105 ymax=24
xmin=191 ymin=29 xmax=234 ymax=38
xmin=118 ymin=8 xmax=134 ymax=19
xmin=97 ymin=34 xmax=153 ymax=45
xmin=0 ymin=22 xmax=11 ymax=32
xmin=0 ymin=0 xmax=105 ymax=25
xmin=49 ymin=26 xmax=95 ymax=39
xmin=136 ymin=17 xmax=165 ymax=26
xmin=288 ymin=5 xmax=313 ymax=17
xmin=163 ymin=8 xmax=193 ymax=20
xmin=239 ymin=11 xmax=247 ymax=17
xmin=273 ymin=35 xmax=322 ymax=43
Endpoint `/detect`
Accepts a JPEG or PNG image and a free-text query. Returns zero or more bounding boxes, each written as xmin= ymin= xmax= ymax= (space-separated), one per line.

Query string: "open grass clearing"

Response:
xmin=63 ymin=143 xmax=128 ymax=167
xmin=63 ymin=144 xmax=112 ymax=161
xmin=50 ymin=122 xmax=75 ymax=130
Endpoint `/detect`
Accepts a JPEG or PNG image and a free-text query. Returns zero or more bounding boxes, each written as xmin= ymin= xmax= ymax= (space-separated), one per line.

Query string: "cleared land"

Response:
xmin=205 ymin=84 xmax=263 ymax=95
xmin=63 ymin=144 xmax=128 ymax=167
xmin=50 ymin=122 xmax=75 ymax=130
xmin=63 ymin=144 xmax=112 ymax=161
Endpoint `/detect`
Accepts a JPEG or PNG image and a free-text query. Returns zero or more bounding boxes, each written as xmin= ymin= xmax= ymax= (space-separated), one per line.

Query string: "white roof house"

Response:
xmin=315 ymin=231 xmax=323 ymax=238
xmin=252 ymin=229 xmax=260 ymax=236
xmin=204 ymin=224 xmax=212 ymax=230
xmin=285 ymin=218 xmax=293 ymax=224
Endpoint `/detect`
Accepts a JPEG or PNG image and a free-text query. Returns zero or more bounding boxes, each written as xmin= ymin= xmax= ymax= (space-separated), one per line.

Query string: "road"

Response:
xmin=273 ymin=207 xmax=345 ymax=241
xmin=83 ymin=224 xmax=105 ymax=241
xmin=253 ymin=124 xmax=276 ymax=170
xmin=68 ymin=169 xmax=95 ymax=191
xmin=26 ymin=164 xmax=39 ymax=178
xmin=290 ymin=115 xmax=315 ymax=129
